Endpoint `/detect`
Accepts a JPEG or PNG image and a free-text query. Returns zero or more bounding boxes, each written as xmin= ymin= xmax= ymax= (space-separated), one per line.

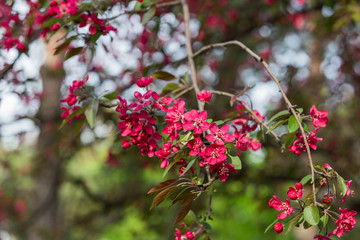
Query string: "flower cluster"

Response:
xmin=60 ymin=76 xmax=88 ymax=122
xmin=289 ymin=105 xmax=327 ymax=156
xmin=269 ymin=163 xmax=356 ymax=238
xmin=175 ymin=228 xmax=194 ymax=240
xmin=269 ymin=182 xmax=302 ymax=222
xmin=115 ymin=76 xmax=264 ymax=182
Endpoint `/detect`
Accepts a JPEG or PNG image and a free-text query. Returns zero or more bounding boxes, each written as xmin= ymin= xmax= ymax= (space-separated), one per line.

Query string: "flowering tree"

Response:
xmin=0 ymin=0 xmax=359 ymax=239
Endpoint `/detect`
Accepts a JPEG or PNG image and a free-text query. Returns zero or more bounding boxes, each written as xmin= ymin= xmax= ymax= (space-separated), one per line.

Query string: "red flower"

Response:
xmin=187 ymin=135 xmax=204 ymax=156
xmin=185 ymin=231 xmax=194 ymax=240
xmin=269 ymin=196 xmax=293 ymax=220
xmin=211 ymin=163 xmax=237 ymax=182
xmin=322 ymin=193 xmax=333 ymax=204
xmin=197 ymin=90 xmax=212 ymax=103
xmin=51 ymin=23 xmax=60 ymax=31
xmin=342 ymin=180 xmax=354 ymax=203
xmin=310 ymin=105 xmax=328 ymax=128
xmin=79 ymin=13 xmax=104 ymax=35
xmin=136 ymin=76 xmax=153 ymax=88
xmin=274 ymin=222 xmax=283 ymax=234
xmin=289 ymin=128 xmax=323 ymax=155
xmin=287 ymin=182 xmax=303 ymax=200
xmin=204 ymin=143 xmax=227 ymax=165
xmin=206 ymin=123 xmax=235 ymax=145
xmin=183 ymin=110 xmax=210 ymax=134
xmin=329 ymin=208 xmax=357 ymax=237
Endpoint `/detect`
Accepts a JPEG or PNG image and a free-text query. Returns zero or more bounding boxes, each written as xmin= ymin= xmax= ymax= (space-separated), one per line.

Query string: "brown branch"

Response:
xmin=194 ymin=40 xmax=318 ymax=204
xmin=181 ymin=0 xmax=203 ymax=111
xmin=209 ymin=90 xmax=282 ymax=146
xmin=0 ymin=53 xmax=21 ymax=79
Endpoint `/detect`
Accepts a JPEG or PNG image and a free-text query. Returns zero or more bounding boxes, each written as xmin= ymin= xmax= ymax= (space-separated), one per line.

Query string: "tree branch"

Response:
xmin=194 ymin=40 xmax=318 ymax=204
xmin=209 ymin=90 xmax=282 ymax=146
xmin=181 ymin=0 xmax=203 ymax=111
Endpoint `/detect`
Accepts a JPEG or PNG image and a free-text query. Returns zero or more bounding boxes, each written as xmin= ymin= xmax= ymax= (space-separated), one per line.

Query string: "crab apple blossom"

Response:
xmin=136 ymin=76 xmax=153 ymax=88
xmin=342 ymin=180 xmax=354 ymax=203
xmin=329 ymin=208 xmax=357 ymax=237
xmin=287 ymin=182 xmax=303 ymax=200
xmin=274 ymin=222 xmax=284 ymax=234
xmin=197 ymin=90 xmax=212 ymax=103
xmin=322 ymin=193 xmax=333 ymax=204
xmin=183 ymin=110 xmax=210 ymax=134
xmin=211 ymin=163 xmax=237 ymax=182
xmin=310 ymin=105 xmax=328 ymax=128
xmin=206 ymin=123 xmax=235 ymax=145
xmin=204 ymin=143 xmax=227 ymax=165
xmin=269 ymin=196 xmax=293 ymax=220
xmin=289 ymin=128 xmax=323 ymax=155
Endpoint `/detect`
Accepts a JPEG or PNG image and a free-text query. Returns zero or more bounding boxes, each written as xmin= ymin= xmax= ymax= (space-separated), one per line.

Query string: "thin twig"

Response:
xmin=181 ymin=0 xmax=203 ymax=111
xmin=194 ymin=40 xmax=318 ymax=205
xmin=0 ymin=53 xmax=21 ymax=79
xmin=209 ymin=90 xmax=282 ymax=146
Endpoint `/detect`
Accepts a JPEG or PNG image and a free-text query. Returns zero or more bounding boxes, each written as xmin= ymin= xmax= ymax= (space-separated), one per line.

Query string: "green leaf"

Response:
xmin=200 ymin=221 xmax=212 ymax=231
xmin=85 ymin=100 xmax=98 ymax=129
xmin=43 ymin=17 xmax=61 ymax=28
xmin=54 ymin=35 xmax=77 ymax=55
xmin=102 ymin=91 xmax=117 ymax=100
xmin=65 ymin=47 xmax=84 ymax=60
xmin=205 ymin=119 xmax=213 ymax=123
xmin=285 ymin=131 xmax=296 ymax=149
xmin=264 ymin=218 xmax=278 ymax=233
xmin=142 ymin=5 xmax=156 ymax=25
xmin=303 ymin=205 xmax=320 ymax=226
xmin=162 ymin=160 xmax=179 ymax=178
xmin=296 ymin=108 xmax=303 ymax=114
xmin=319 ymin=214 xmax=329 ymax=231
xmin=286 ymin=213 xmax=303 ymax=235
xmin=152 ymin=71 xmax=177 ymax=81
xmin=184 ymin=72 xmax=189 ymax=84
xmin=184 ymin=210 xmax=198 ymax=226
xmin=91 ymin=31 xmax=102 ymax=44
xmin=288 ymin=115 xmax=302 ymax=133
xmin=267 ymin=110 xmax=290 ymax=124
xmin=336 ymin=173 xmax=348 ymax=197
xmin=302 ymin=122 xmax=309 ymax=132
xmin=162 ymin=83 xmax=180 ymax=93
xmin=300 ymin=174 xmax=312 ymax=185
xmin=230 ymin=155 xmax=242 ymax=170
xmin=180 ymin=159 xmax=196 ymax=176
xmin=266 ymin=119 xmax=288 ymax=134
xmin=214 ymin=120 xmax=224 ymax=125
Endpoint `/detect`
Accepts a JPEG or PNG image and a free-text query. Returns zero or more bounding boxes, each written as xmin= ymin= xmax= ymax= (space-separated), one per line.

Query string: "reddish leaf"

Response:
xmin=174 ymin=201 xmax=193 ymax=225
xmin=147 ymin=179 xmax=178 ymax=195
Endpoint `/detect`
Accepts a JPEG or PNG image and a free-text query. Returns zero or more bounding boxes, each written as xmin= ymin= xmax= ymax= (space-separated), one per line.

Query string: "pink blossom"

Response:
xmin=322 ymin=193 xmax=333 ymax=204
xmin=185 ymin=231 xmax=194 ymax=240
xmin=287 ymin=182 xmax=303 ymax=200
xmin=79 ymin=13 xmax=104 ymax=35
xmin=269 ymin=196 xmax=293 ymax=220
xmin=211 ymin=163 xmax=237 ymax=182
xmin=183 ymin=110 xmax=209 ymax=134
xmin=136 ymin=76 xmax=153 ymax=88
xmin=204 ymin=143 xmax=227 ymax=165
xmin=187 ymin=135 xmax=204 ymax=156
xmin=342 ymin=180 xmax=354 ymax=203
xmin=289 ymin=129 xmax=323 ymax=155
xmin=197 ymin=90 xmax=212 ymax=103
xmin=329 ymin=208 xmax=357 ymax=237
xmin=206 ymin=123 xmax=235 ymax=145
xmin=310 ymin=105 xmax=328 ymax=128
xmin=274 ymin=222 xmax=283 ymax=234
